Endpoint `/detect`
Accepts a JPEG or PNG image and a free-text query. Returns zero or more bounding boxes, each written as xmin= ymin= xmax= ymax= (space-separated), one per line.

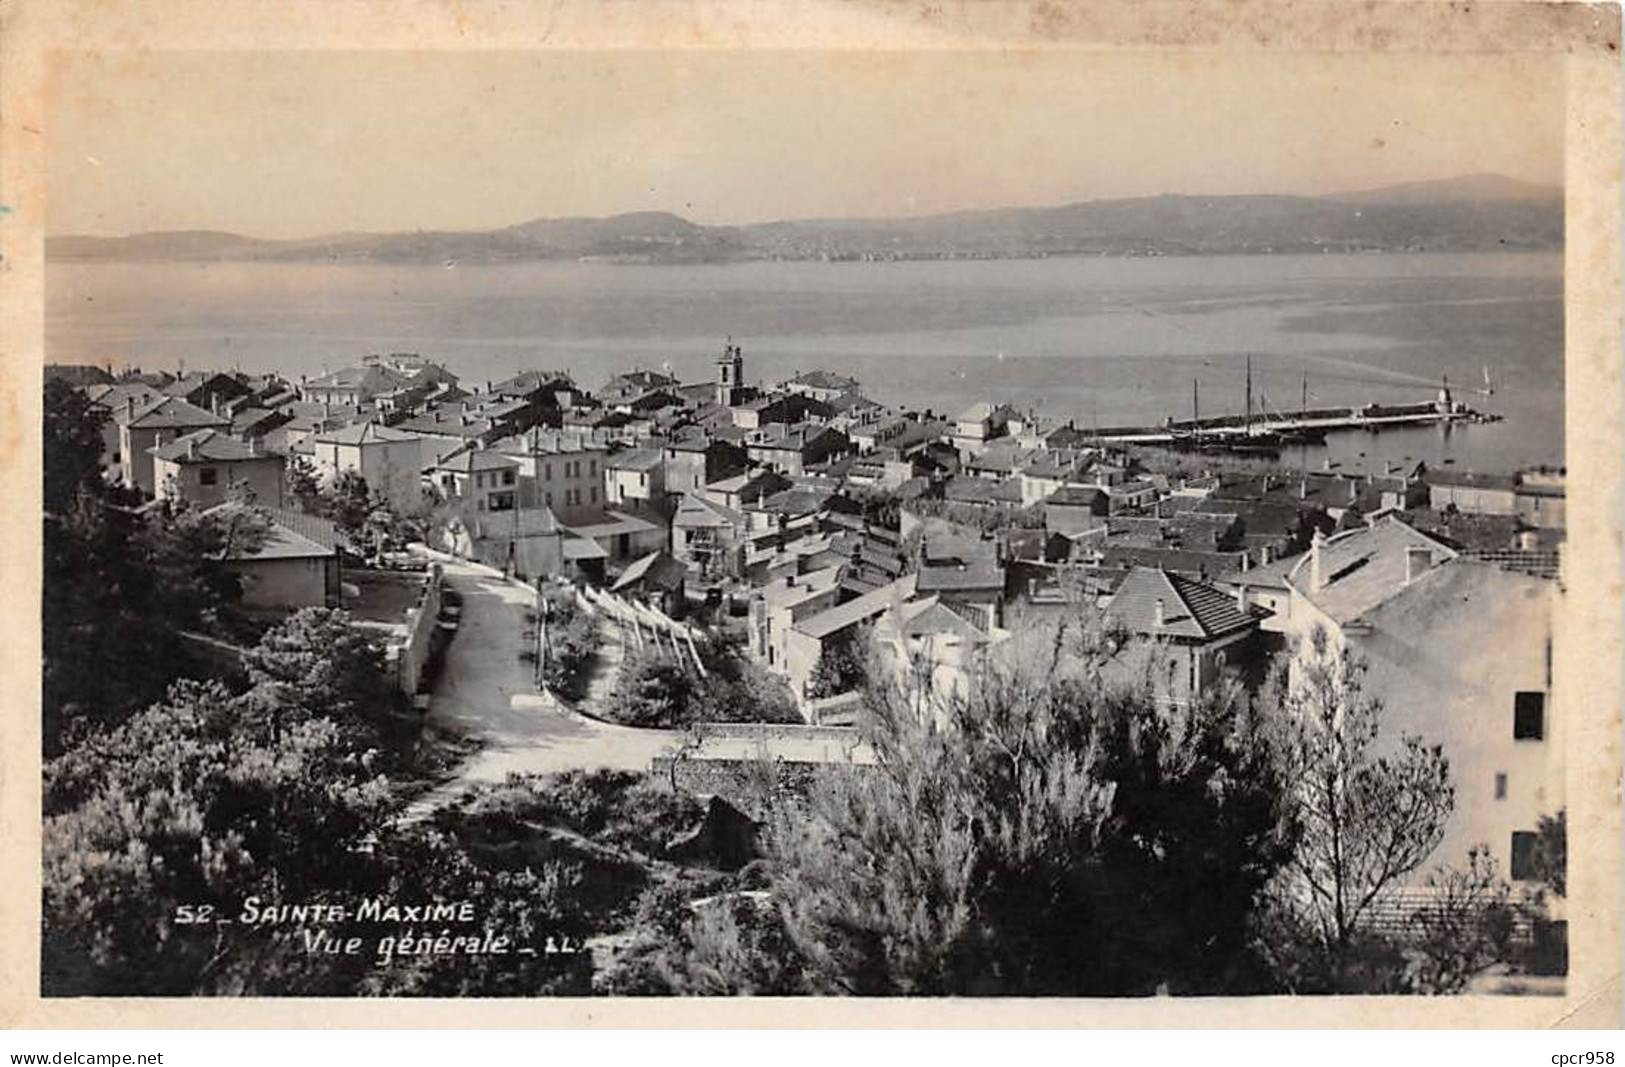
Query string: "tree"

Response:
xmin=326 ymin=469 xmax=374 ymax=544
xmin=42 ymin=678 xmax=394 ymax=994
xmin=1532 ymin=808 xmax=1566 ymax=898
xmin=285 ymin=453 xmax=322 ymax=514
xmin=43 ymin=379 xmax=108 ymax=515
xmin=601 ymin=884 xmax=812 ymax=996
xmin=755 ymin=615 xmax=1291 ymax=995
xmin=42 ymin=422 xmax=268 ymax=752
xmin=1407 ymin=846 xmax=1516 ymax=994
xmin=1258 ymin=627 xmax=1454 ymax=990
xmin=804 ymin=624 xmax=871 ymax=699
xmin=240 ymin=607 xmax=399 ymax=740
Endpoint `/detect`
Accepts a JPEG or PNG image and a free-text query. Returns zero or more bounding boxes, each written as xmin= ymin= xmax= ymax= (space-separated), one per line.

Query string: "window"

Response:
xmin=1494 ymin=772 xmax=1508 ymax=800
xmin=199 ymin=467 xmax=218 ymax=486
xmin=476 ymin=472 xmax=485 ymax=489
xmin=1510 ymin=830 xmax=1539 ymax=880
xmin=590 ymin=486 xmax=597 ymax=503
xmin=1514 ymin=692 xmax=1546 ymax=740
xmin=545 ymin=462 xmax=552 ymax=480
xmin=590 ymin=459 xmax=597 ymax=477
xmin=545 ymin=491 xmax=553 ymax=506
xmin=503 ymin=470 xmax=515 ymax=486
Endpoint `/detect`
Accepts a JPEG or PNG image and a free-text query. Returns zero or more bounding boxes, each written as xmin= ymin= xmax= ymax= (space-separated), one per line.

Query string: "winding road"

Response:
xmin=399 ymin=555 xmax=681 ymax=823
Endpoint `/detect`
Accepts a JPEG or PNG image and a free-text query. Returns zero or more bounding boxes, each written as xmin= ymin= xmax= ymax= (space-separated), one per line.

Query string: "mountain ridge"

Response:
xmin=49 ymin=174 xmax=1563 ymax=264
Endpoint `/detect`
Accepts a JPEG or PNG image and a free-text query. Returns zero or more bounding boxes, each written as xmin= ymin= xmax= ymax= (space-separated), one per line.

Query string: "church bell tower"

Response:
xmin=716 ymin=340 xmax=745 ymax=407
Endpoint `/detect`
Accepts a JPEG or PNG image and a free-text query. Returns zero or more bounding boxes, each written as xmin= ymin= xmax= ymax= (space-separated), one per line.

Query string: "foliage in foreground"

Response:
xmin=600 ymin=632 xmax=801 ymax=729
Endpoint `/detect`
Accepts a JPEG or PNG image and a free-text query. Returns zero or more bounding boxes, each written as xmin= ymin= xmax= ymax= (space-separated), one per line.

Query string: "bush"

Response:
xmin=539 ymin=584 xmax=599 ymax=700
xmin=462 ymin=770 xmax=704 ymax=857
xmin=601 ymin=640 xmax=803 ymax=729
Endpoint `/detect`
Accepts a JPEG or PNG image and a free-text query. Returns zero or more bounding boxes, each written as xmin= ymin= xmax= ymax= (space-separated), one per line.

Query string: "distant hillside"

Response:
xmin=1332 ymin=172 xmax=1559 ymax=205
xmin=49 ymin=174 xmax=1562 ymax=265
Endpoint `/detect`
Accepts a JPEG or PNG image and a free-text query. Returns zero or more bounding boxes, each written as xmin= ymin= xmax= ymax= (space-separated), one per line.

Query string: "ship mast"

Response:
xmin=1244 ymin=354 xmax=1253 ymax=434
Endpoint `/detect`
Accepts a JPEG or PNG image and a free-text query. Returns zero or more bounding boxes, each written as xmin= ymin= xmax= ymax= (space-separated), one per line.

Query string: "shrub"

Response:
xmin=538 ymin=585 xmax=599 ymax=701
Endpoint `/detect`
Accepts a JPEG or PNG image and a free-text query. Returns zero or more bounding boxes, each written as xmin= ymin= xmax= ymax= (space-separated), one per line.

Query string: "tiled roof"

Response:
xmin=204 ymin=504 xmax=334 ymax=561
xmin=896 ymin=597 xmax=994 ymax=644
xmin=917 ymin=558 xmax=1005 ymax=593
xmin=759 ymin=566 xmax=843 ymax=612
xmin=489 ymin=369 xmax=573 ymax=396
xmin=1105 ymin=566 xmax=1265 ymax=641
xmin=87 ymin=382 xmax=166 ymax=412
xmin=607 ymin=448 xmax=664 ymax=472
xmin=1429 ymin=470 xmax=1519 ymax=491
xmin=672 ymin=493 xmax=746 ymax=530
xmin=431 ymin=448 xmax=520 ymax=474
xmin=564 ymin=509 xmax=663 ymax=540
xmin=789 ymin=369 xmax=860 ymax=391
xmin=1288 ymin=516 xmax=1459 ymax=625
xmin=490 ymin=427 xmax=604 ymax=456
xmin=123 ymin=396 xmax=231 ymax=430
xmin=612 ymin=551 xmax=688 ymax=593
xmin=394 ymin=411 xmax=486 ymax=437
xmin=794 ymin=574 xmax=918 ymax=640
xmin=260 ymin=506 xmax=346 ymax=551
xmin=1048 ymin=484 xmax=1107 ymax=507
xmin=150 ymin=429 xmax=277 ymax=464
xmin=311 ymin=421 xmax=420 ymax=446
xmin=944 ymin=475 xmax=1023 ymax=505
xmin=303 ymin=364 xmax=411 ymax=392
xmin=231 ymin=407 xmax=291 ymax=436
xmin=46 ymin=364 xmax=115 ymax=387
xmin=1097 ymin=545 xmax=1248 ymax=579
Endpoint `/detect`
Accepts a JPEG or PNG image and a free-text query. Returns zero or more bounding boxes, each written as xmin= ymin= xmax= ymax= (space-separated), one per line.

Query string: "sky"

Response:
xmin=47 ymin=49 xmax=1565 ymax=238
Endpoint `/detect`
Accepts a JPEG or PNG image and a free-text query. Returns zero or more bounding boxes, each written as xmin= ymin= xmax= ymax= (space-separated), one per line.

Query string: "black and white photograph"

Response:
xmin=9 ymin=0 xmax=1622 ymax=1026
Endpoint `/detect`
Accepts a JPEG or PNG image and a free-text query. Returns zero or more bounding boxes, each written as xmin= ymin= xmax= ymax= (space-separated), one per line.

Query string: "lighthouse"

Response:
xmin=1437 ymin=375 xmax=1454 ymax=414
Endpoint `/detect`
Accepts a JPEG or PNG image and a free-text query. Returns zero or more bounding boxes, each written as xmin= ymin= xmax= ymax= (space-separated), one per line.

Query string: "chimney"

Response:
xmin=186 ymin=435 xmax=198 ymax=460
xmin=1405 ymin=545 xmax=1432 ymax=584
xmin=1235 ymin=582 xmax=1249 ymax=612
xmin=1261 ymin=543 xmax=1273 ymax=566
xmin=1153 ymin=598 xmax=1166 ymax=628
xmin=126 ymin=396 xmax=136 ymax=421
xmin=1298 ymin=479 xmax=1308 ymax=500
xmin=248 ymin=435 xmax=258 ymax=456
xmin=1309 ymin=528 xmax=1326 ymax=591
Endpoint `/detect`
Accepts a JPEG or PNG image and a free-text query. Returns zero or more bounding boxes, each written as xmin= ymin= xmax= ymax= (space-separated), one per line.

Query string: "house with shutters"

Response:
xmin=308 ymin=422 xmax=425 ymax=515
xmin=604 ymin=448 xmax=667 ymax=514
xmin=117 ymin=396 xmax=233 ymax=495
xmin=1282 ymin=515 xmax=1563 ymax=885
xmin=489 ymin=427 xmax=608 ymax=523
xmin=1102 ymin=565 xmax=1271 ymax=705
xmin=429 ymin=448 xmax=520 ymax=514
xmin=151 ymin=429 xmax=285 ymax=509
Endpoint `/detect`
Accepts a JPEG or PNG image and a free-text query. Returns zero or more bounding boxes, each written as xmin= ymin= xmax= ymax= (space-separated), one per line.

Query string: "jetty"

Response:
xmin=1089 ymin=371 xmax=1501 ymax=456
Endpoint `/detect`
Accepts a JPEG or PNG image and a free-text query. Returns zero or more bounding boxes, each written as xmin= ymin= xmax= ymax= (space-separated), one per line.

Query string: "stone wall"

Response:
xmin=393 ymin=563 xmax=444 ymax=694
xmin=650 ymin=756 xmax=847 ymax=821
